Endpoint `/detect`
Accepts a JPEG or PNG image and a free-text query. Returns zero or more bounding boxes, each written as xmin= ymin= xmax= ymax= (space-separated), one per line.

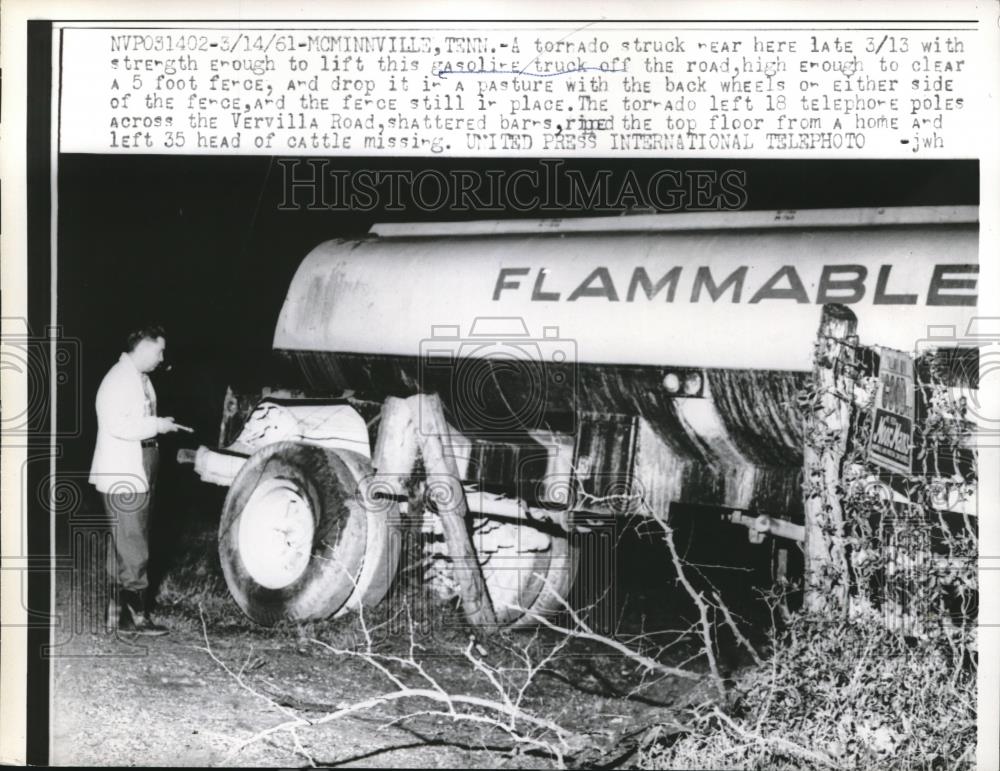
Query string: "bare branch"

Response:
xmin=657 ymin=521 xmax=727 ymax=700
xmin=199 ymin=598 xmax=587 ymax=767
xmin=712 ymin=590 xmax=763 ymax=667
xmin=520 ymin=593 xmax=703 ymax=683
xmin=711 ymin=706 xmax=838 ymax=768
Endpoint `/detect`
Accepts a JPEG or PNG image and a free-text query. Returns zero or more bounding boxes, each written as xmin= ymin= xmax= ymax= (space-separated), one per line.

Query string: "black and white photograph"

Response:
xmin=1 ymin=5 xmax=997 ymax=769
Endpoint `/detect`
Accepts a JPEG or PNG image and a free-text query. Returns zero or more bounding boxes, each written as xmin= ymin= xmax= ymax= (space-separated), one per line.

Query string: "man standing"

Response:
xmin=90 ymin=325 xmax=191 ymax=635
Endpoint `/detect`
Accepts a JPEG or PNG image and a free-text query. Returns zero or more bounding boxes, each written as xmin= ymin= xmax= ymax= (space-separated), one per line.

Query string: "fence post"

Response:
xmin=803 ymin=304 xmax=858 ymax=616
xmin=409 ymin=393 xmax=499 ymax=631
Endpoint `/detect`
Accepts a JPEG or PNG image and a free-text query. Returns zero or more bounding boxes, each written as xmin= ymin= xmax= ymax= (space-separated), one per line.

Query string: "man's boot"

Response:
xmin=119 ymin=589 xmax=168 ymax=636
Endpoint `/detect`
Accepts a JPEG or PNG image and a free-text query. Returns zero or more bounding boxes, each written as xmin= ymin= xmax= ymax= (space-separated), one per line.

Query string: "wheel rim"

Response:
xmin=237 ymin=478 xmax=315 ymax=589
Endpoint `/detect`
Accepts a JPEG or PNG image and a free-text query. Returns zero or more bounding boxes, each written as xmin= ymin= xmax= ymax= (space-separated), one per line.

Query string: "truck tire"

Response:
xmin=219 ymin=441 xmax=368 ymax=625
xmin=333 ymin=450 xmax=402 ymax=616
xmin=504 ymin=527 xmax=579 ymax=630
xmin=472 ymin=516 xmax=579 ymax=629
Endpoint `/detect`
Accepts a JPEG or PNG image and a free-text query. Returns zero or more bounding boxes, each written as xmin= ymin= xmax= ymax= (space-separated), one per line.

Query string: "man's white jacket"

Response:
xmin=89 ymin=353 xmax=158 ymax=494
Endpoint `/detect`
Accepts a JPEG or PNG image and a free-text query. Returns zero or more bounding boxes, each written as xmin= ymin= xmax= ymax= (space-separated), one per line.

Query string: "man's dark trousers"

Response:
xmin=104 ymin=446 xmax=158 ymax=591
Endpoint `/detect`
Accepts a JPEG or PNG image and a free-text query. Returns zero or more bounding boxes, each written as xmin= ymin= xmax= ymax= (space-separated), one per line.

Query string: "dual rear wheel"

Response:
xmin=219 ymin=441 xmax=576 ymax=627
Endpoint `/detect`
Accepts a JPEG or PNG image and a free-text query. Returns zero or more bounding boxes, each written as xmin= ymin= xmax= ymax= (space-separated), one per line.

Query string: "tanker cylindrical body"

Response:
xmin=273 ymin=209 xmax=978 ymax=450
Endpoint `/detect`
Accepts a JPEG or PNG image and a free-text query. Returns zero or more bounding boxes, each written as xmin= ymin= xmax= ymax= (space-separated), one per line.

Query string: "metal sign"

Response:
xmin=868 ymin=346 xmax=915 ymax=474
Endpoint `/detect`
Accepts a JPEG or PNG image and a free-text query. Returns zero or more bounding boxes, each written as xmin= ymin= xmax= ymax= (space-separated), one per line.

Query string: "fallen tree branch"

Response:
xmin=711 ymin=706 xmax=839 ymax=768
xmin=658 ymin=521 xmax=728 ymax=700
xmin=198 ymin=597 xmax=585 ymax=767
xmin=516 ymin=582 xmax=703 ymax=683
xmin=712 ymin=590 xmax=764 ymax=667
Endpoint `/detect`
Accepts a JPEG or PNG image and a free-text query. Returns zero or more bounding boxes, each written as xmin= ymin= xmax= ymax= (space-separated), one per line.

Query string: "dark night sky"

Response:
xmin=55 ymin=155 xmax=978 ymax=472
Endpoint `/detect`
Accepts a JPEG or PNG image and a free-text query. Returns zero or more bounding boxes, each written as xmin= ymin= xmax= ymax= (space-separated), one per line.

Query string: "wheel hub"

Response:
xmin=237 ymin=478 xmax=315 ymax=589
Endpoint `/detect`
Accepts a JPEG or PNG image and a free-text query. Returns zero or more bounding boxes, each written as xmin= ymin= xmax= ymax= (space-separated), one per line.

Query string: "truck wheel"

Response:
xmin=333 ymin=450 xmax=402 ymax=616
xmin=219 ymin=441 xmax=368 ymax=625
xmin=474 ymin=517 xmax=578 ymax=629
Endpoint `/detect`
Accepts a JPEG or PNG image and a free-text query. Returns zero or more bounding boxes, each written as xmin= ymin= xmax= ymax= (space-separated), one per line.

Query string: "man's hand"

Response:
xmin=157 ymin=417 xmax=194 ymax=434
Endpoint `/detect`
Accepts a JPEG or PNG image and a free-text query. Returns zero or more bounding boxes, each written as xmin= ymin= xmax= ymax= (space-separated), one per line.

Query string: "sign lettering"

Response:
xmin=491 ymin=264 xmax=977 ymax=305
xmin=868 ymin=347 xmax=915 ymax=474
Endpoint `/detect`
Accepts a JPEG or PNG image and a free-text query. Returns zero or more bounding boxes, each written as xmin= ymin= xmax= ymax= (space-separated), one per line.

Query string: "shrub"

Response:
xmin=638 ymin=612 xmax=975 ymax=770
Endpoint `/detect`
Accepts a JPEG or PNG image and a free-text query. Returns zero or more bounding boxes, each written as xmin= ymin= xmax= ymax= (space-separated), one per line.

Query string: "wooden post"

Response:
xmin=370 ymin=396 xmax=419 ymax=487
xmin=409 ymin=393 xmax=499 ymax=631
xmin=803 ymin=304 xmax=858 ymax=616
xmin=353 ymin=396 xmax=419 ymax=609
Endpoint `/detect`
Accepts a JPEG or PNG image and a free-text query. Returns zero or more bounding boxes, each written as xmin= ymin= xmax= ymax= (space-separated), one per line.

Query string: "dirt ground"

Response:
xmin=49 ymin=550 xmax=724 ymax=768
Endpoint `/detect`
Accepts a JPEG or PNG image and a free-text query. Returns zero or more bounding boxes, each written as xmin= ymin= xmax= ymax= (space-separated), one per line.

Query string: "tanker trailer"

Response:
xmin=183 ymin=205 xmax=979 ymax=626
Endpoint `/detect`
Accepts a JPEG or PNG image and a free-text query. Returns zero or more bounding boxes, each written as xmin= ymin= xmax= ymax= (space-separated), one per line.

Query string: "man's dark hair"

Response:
xmin=125 ymin=324 xmax=166 ymax=352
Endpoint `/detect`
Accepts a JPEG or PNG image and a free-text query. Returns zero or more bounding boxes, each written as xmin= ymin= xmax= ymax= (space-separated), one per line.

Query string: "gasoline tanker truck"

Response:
xmin=182 ymin=206 xmax=979 ymax=627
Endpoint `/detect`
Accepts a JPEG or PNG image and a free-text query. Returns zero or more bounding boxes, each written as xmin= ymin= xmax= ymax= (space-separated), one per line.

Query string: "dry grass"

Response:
xmin=637 ymin=612 xmax=976 ymax=770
